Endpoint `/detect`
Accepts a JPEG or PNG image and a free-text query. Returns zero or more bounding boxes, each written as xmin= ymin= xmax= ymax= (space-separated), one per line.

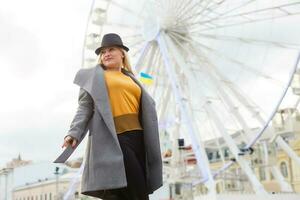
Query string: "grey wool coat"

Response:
xmin=54 ymin=64 xmax=163 ymax=199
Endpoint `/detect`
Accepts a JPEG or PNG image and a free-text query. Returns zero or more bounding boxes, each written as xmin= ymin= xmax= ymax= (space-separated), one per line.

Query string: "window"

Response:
xmin=280 ymin=162 xmax=288 ymax=178
xmin=270 ymin=172 xmax=274 ymax=180
xmin=224 ymin=149 xmax=229 ymax=157
xmin=40 ymin=195 xmax=42 ymax=200
xmin=45 ymin=194 xmax=47 ymax=200
xmin=207 ymin=152 xmax=213 ymax=160
xmin=49 ymin=193 xmax=52 ymax=200
xmin=259 ymin=167 xmax=266 ymax=181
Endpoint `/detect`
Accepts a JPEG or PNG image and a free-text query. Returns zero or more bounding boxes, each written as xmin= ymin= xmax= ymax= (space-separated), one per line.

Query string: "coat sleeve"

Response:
xmin=54 ymin=88 xmax=94 ymax=163
xmin=65 ymin=88 xmax=94 ymax=141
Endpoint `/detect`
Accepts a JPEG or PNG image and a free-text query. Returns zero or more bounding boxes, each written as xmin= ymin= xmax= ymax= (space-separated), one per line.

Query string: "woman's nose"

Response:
xmin=104 ymin=52 xmax=113 ymax=58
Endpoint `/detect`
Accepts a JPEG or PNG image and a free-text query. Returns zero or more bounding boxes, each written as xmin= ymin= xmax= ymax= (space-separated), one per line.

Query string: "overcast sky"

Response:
xmin=0 ymin=0 xmax=93 ymax=167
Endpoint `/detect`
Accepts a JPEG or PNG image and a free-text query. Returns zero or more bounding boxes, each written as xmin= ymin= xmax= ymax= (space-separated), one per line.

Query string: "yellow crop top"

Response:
xmin=104 ymin=70 xmax=143 ymax=134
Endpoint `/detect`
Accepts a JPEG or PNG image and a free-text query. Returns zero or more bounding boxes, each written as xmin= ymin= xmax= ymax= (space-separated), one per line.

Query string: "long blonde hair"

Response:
xmin=98 ymin=47 xmax=134 ymax=74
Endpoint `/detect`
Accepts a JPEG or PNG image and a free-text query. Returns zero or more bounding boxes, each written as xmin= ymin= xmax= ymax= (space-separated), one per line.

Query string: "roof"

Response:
xmin=12 ymin=161 xmax=76 ymax=188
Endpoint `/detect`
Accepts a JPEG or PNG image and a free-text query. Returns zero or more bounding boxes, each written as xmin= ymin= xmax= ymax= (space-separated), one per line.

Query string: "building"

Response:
xmin=0 ymin=160 xmax=80 ymax=200
xmin=0 ymin=155 xmax=32 ymax=200
xmin=13 ymin=171 xmax=79 ymax=200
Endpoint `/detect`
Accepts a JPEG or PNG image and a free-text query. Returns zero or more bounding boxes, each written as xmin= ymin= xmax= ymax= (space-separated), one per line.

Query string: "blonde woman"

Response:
xmin=57 ymin=33 xmax=162 ymax=200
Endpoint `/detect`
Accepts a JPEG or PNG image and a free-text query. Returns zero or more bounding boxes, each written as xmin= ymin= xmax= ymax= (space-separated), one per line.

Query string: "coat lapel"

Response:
xmin=91 ymin=66 xmax=117 ymax=137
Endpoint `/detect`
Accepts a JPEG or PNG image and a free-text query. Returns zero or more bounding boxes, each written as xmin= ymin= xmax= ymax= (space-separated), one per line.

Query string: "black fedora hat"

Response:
xmin=95 ymin=33 xmax=129 ymax=55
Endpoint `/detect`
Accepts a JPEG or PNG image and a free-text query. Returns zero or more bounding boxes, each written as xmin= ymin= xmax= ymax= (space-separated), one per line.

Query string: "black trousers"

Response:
xmin=108 ymin=130 xmax=149 ymax=200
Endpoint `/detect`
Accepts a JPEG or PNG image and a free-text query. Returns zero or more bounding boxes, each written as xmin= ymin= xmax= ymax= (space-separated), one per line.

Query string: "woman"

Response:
xmin=57 ymin=33 xmax=163 ymax=200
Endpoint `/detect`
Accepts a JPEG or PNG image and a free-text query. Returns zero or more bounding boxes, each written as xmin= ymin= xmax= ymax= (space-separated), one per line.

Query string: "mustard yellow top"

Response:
xmin=104 ymin=70 xmax=143 ymax=134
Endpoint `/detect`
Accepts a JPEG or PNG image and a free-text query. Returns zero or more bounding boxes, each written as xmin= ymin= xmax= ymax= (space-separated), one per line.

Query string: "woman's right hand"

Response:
xmin=62 ymin=135 xmax=78 ymax=148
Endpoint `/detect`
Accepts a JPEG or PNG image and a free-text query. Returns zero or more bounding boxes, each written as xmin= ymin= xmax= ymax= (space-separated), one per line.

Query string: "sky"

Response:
xmin=0 ymin=0 xmax=93 ymax=167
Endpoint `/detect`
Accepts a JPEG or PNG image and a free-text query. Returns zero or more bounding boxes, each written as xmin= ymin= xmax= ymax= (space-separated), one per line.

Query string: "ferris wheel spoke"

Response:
xmin=131 ymin=44 xmax=146 ymax=59
xmin=177 ymin=0 xmax=252 ymax=30
xmin=139 ymin=43 xmax=159 ymax=75
xmin=168 ymin=33 xmax=269 ymax=126
xmin=170 ymin=0 xmax=189 ymax=16
xmin=168 ymin=32 xmax=261 ymax=141
xmin=126 ymin=37 xmax=145 ymax=49
xmin=148 ymin=56 xmax=161 ymax=95
xmin=165 ymin=0 xmax=183 ymax=14
xmin=169 ymin=31 xmax=283 ymax=84
xmin=196 ymin=0 xmax=255 ymax=24
xmin=122 ymin=34 xmax=144 ymax=44
xmin=174 ymin=0 xmax=204 ymax=24
xmin=151 ymin=59 xmax=165 ymax=100
xmin=132 ymin=41 xmax=153 ymax=72
xmin=103 ymin=22 xmax=141 ymax=29
xmin=191 ymin=33 xmax=300 ymax=50
xmin=171 ymin=0 xmax=194 ymax=18
xmin=130 ymin=42 xmax=153 ymax=64
xmin=189 ymin=2 xmax=300 ymax=32
xmin=176 ymin=0 xmax=255 ymax=29
xmin=175 ymin=0 xmax=224 ymax=27
xmin=191 ymin=44 xmax=283 ymax=85
xmin=157 ymin=86 xmax=172 ymax=121
xmin=109 ymin=0 xmax=147 ymax=20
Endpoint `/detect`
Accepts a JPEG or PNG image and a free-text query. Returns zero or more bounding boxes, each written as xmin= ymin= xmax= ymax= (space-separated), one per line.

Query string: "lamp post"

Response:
xmin=54 ymin=167 xmax=60 ymax=200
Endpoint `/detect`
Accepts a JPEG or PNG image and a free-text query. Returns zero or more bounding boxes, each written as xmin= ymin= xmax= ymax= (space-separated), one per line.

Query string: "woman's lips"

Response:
xmin=104 ymin=58 xmax=113 ymax=61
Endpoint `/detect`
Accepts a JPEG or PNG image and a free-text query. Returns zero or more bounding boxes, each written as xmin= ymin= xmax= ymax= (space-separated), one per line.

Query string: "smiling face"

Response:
xmin=100 ymin=46 xmax=124 ymax=71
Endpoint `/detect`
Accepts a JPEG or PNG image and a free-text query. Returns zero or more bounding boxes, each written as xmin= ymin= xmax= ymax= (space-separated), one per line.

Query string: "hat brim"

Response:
xmin=95 ymin=45 xmax=129 ymax=55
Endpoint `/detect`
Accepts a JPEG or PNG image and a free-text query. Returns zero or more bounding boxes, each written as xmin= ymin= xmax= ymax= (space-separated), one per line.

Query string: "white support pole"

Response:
xmin=170 ymin=111 xmax=184 ymax=181
xmin=156 ymin=31 xmax=216 ymax=194
xmin=158 ymin=87 xmax=171 ymax=121
xmin=205 ymin=102 xmax=267 ymax=195
xmin=134 ymin=41 xmax=153 ymax=72
xmin=276 ymin=136 xmax=300 ymax=166
xmin=262 ymin=141 xmax=270 ymax=180
xmin=270 ymin=166 xmax=293 ymax=192
xmin=262 ymin=141 xmax=293 ymax=191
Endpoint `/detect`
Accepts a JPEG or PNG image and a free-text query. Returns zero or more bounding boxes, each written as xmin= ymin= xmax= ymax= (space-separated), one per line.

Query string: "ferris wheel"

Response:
xmin=81 ymin=0 xmax=300 ymax=196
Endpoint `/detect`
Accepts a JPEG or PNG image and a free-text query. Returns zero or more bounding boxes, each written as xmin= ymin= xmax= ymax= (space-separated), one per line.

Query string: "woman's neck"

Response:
xmin=105 ymin=66 xmax=122 ymax=71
